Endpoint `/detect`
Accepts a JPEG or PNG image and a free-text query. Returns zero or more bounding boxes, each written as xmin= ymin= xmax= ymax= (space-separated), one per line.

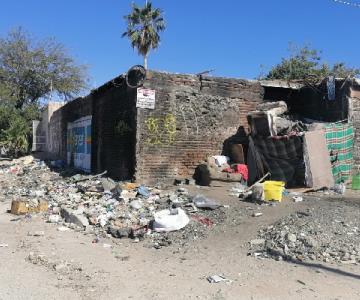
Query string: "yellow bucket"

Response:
xmin=263 ymin=181 xmax=285 ymax=202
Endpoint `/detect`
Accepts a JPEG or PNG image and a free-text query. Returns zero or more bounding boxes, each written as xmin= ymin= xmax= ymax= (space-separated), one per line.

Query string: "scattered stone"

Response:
xmin=60 ymin=207 xmax=89 ymax=228
xmin=48 ymin=214 xmax=61 ymax=223
xmin=293 ymin=196 xmax=303 ymax=202
xmin=0 ymin=156 xmax=228 ymax=249
xmin=28 ymin=231 xmax=45 ymax=237
xmin=249 ymin=201 xmax=360 ymax=264
xmin=250 ymin=239 xmax=265 ymax=246
xmin=286 ymin=233 xmax=297 ymax=243
xmin=130 ymin=200 xmax=143 ymax=210
xmin=57 ymin=226 xmax=70 ymax=232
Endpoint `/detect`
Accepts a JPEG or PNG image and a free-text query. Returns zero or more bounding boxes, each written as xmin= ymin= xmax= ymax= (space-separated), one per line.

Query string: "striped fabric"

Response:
xmin=254 ymin=135 xmax=305 ymax=187
xmin=324 ymin=123 xmax=354 ymax=183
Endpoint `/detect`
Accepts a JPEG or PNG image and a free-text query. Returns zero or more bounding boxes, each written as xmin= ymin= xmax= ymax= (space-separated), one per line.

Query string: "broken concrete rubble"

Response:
xmin=249 ymin=200 xmax=360 ymax=264
xmin=1 ymin=156 xmax=226 ymax=248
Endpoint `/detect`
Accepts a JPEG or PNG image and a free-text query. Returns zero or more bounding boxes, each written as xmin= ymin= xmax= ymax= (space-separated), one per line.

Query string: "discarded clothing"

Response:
xmin=222 ymin=164 xmax=248 ymax=181
xmin=137 ymin=185 xmax=150 ymax=198
xmin=212 ymin=155 xmax=229 ymax=167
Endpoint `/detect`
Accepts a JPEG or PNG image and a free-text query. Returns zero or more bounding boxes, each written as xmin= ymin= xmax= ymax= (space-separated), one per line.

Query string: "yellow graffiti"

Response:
xmin=163 ymin=114 xmax=176 ymax=144
xmin=145 ymin=114 xmax=176 ymax=145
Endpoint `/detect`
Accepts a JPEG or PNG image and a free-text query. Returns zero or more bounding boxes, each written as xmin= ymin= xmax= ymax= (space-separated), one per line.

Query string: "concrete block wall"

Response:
xmin=49 ymin=96 xmax=93 ymax=161
xmin=135 ymin=71 xmax=264 ymax=183
xmin=91 ymin=78 xmax=137 ymax=180
xmin=350 ymin=87 xmax=360 ymax=170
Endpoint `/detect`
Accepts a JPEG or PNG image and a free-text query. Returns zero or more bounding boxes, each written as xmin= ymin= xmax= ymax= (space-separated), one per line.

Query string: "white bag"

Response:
xmin=153 ymin=208 xmax=190 ymax=232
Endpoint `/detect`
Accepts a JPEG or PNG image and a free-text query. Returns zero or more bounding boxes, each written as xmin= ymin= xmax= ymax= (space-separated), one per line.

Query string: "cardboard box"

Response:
xmin=10 ymin=200 xmax=48 ymax=215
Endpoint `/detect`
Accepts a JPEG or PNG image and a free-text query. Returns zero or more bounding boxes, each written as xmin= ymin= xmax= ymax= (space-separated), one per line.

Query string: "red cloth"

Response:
xmin=222 ymin=164 xmax=248 ymax=181
xmin=235 ymin=164 xmax=248 ymax=181
xmin=222 ymin=167 xmax=233 ymax=173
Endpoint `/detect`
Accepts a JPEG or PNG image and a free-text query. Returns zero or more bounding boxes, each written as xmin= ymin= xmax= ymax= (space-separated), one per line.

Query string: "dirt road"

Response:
xmin=1 ymin=183 xmax=359 ymax=300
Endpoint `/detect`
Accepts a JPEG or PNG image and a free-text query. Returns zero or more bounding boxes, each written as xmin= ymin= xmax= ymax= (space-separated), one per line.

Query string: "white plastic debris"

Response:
xmin=97 ymin=214 xmax=109 ymax=227
xmin=153 ymin=208 xmax=190 ymax=232
xmin=193 ymin=195 xmax=221 ymax=210
xmin=333 ymin=183 xmax=346 ymax=195
xmin=293 ymin=196 xmax=303 ymax=202
xmin=207 ymin=274 xmax=232 ymax=284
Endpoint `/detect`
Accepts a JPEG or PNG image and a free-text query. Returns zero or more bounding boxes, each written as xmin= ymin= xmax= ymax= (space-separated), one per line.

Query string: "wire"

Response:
xmin=332 ymin=0 xmax=360 ymax=8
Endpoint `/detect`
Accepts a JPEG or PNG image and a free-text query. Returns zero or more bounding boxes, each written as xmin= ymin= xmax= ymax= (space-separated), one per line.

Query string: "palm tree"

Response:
xmin=122 ymin=1 xmax=165 ymax=70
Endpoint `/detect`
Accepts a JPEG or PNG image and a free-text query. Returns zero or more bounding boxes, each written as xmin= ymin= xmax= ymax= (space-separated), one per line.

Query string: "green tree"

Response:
xmin=122 ymin=1 xmax=165 ymax=69
xmin=0 ymin=27 xmax=88 ymax=109
xmin=265 ymin=44 xmax=359 ymax=82
xmin=0 ymin=27 xmax=88 ymax=156
xmin=0 ymin=113 xmax=30 ymax=157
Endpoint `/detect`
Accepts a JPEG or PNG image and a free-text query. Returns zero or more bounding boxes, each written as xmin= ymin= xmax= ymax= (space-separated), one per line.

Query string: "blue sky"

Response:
xmin=0 ymin=0 xmax=359 ymax=89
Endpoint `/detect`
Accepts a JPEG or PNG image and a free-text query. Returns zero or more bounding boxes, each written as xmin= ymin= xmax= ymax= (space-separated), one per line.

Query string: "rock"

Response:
xmin=130 ymin=200 xmax=143 ymax=210
xmin=57 ymin=226 xmax=70 ymax=232
xmin=48 ymin=214 xmax=61 ymax=223
xmin=252 ymin=212 xmax=263 ymax=217
xmin=60 ymin=207 xmax=89 ymax=227
xmin=286 ymin=233 xmax=297 ymax=243
xmin=305 ymin=237 xmax=318 ymax=248
xmin=88 ymin=216 xmax=98 ymax=225
xmin=22 ymin=156 xmax=34 ymax=165
xmin=28 ymin=231 xmax=45 ymax=237
xmin=250 ymin=239 xmax=265 ymax=246
xmin=54 ymin=263 xmax=67 ymax=272
xmin=107 ymin=226 xmax=131 ymax=238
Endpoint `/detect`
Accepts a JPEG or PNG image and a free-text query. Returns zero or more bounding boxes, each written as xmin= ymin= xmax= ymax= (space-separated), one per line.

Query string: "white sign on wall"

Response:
xmin=137 ymin=88 xmax=156 ymax=109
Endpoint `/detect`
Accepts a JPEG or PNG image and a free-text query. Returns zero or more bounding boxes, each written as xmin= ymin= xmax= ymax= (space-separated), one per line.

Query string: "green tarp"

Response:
xmin=325 ymin=123 xmax=354 ymax=183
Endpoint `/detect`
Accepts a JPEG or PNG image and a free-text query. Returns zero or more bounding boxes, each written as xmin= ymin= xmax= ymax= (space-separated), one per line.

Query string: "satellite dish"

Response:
xmin=126 ymin=65 xmax=146 ymax=88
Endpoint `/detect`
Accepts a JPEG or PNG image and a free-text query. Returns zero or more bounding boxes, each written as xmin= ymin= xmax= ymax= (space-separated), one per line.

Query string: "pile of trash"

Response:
xmin=0 ymin=156 xmax=226 ymax=248
xmin=249 ymin=200 xmax=360 ymax=264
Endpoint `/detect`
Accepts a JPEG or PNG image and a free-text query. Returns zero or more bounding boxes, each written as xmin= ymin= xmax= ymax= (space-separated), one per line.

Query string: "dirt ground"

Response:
xmin=1 ymin=182 xmax=360 ymax=300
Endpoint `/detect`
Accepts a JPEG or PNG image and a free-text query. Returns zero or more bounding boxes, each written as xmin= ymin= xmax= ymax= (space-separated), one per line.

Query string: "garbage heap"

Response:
xmin=195 ymin=100 xmax=354 ymax=193
xmin=249 ymin=200 xmax=360 ymax=264
xmin=1 ymin=156 xmax=226 ymax=248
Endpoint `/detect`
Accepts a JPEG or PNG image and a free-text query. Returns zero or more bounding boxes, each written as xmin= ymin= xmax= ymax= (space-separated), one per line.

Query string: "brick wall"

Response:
xmin=135 ymin=71 xmax=264 ymax=184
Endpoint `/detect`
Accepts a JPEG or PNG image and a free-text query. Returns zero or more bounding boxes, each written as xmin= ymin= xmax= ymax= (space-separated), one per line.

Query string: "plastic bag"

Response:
xmin=153 ymin=208 xmax=190 ymax=232
xmin=193 ymin=194 xmax=220 ymax=210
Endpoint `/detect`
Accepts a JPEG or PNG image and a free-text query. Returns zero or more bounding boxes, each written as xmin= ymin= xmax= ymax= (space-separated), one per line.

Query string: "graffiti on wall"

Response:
xmin=115 ymin=120 xmax=133 ymax=136
xmin=145 ymin=114 xmax=176 ymax=145
xmin=114 ymin=110 xmax=134 ymax=137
